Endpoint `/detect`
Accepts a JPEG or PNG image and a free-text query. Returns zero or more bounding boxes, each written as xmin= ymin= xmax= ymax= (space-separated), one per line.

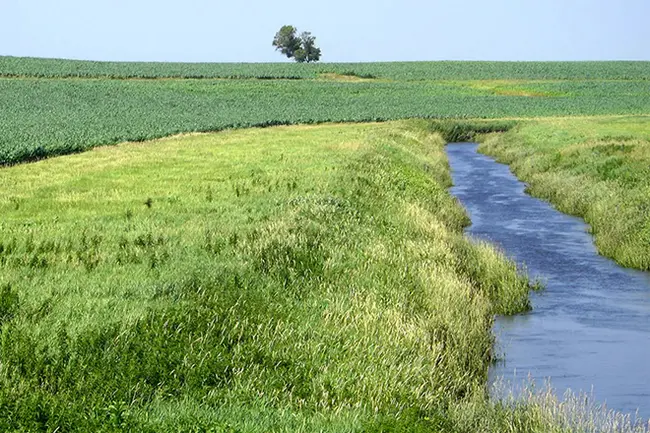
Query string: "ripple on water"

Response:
xmin=446 ymin=142 xmax=650 ymax=419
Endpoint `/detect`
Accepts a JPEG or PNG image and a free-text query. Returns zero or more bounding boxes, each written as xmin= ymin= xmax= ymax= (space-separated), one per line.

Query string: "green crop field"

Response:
xmin=1 ymin=57 xmax=650 ymax=166
xmin=2 ymin=56 xmax=650 ymax=80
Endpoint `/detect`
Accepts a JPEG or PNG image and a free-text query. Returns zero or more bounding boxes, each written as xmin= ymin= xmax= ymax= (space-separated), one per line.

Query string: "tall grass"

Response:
xmin=429 ymin=119 xmax=517 ymax=142
xmin=5 ymin=119 xmax=643 ymax=431
xmin=485 ymin=378 xmax=650 ymax=433
xmin=479 ymin=116 xmax=650 ymax=270
xmin=0 ymin=121 xmax=541 ymax=431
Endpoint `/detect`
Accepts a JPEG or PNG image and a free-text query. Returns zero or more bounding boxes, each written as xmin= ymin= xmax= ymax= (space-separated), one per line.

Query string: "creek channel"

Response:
xmin=446 ymin=143 xmax=650 ymax=418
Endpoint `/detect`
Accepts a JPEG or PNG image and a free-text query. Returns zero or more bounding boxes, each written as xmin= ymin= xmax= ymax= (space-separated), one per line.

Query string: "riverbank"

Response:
xmin=448 ymin=142 xmax=650 ymax=420
xmin=0 ymin=121 xmax=540 ymax=431
xmin=479 ymin=116 xmax=650 ymax=271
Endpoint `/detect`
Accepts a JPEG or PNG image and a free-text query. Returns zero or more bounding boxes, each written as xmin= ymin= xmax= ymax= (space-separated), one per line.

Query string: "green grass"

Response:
xmin=2 ymin=57 xmax=649 ymax=431
xmin=0 ymin=120 xmax=544 ymax=432
xmin=1 ymin=58 xmax=650 ymax=166
xmin=479 ymin=115 xmax=650 ymax=270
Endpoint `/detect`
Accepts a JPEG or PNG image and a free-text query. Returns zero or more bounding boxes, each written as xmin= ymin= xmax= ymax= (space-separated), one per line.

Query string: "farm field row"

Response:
xmin=2 ymin=74 xmax=649 ymax=166
xmin=2 ymin=56 xmax=650 ymax=80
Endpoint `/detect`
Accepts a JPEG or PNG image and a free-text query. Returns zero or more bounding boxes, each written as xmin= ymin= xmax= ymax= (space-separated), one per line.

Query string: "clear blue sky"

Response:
xmin=2 ymin=0 xmax=649 ymax=62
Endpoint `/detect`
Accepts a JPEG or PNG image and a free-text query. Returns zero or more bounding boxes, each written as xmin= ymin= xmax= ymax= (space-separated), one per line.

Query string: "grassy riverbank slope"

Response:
xmin=479 ymin=116 xmax=650 ymax=270
xmin=0 ymin=121 xmax=541 ymax=432
xmin=2 ymin=57 xmax=650 ymax=166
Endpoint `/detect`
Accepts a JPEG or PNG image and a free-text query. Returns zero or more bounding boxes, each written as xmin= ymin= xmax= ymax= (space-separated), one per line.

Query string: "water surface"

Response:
xmin=446 ymin=143 xmax=650 ymax=417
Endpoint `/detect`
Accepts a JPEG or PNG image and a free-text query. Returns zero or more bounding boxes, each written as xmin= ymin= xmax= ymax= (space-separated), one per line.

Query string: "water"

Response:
xmin=446 ymin=143 xmax=650 ymax=418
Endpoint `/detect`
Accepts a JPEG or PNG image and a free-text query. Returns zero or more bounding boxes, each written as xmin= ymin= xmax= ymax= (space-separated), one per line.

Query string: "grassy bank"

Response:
xmin=0 ymin=120 xmax=542 ymax=431
xmin=479 ymin=116 xmax=650 ymax=270
xmin=2 ymin=58 xmax=650 ymax=166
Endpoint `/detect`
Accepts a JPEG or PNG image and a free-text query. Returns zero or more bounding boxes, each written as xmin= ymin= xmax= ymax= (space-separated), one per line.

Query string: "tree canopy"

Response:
xmin=272 ymin=26 xmax=321 ymax=63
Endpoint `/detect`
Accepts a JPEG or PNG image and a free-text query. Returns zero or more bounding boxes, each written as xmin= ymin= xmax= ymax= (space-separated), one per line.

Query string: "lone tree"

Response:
xmin=272 ymin=26 xmax=321 ymax=63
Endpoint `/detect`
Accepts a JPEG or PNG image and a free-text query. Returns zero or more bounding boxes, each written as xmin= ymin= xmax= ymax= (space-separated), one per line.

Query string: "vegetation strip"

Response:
xmin=0 ymin=121 xmax=548 ymax=431
xmin=1 ymin=69 xmax=649 ymax=166
xmin=2 ymin=57 xmax=650 ymax=80
xmin=479 ymin=116 xmax=650 ymax=271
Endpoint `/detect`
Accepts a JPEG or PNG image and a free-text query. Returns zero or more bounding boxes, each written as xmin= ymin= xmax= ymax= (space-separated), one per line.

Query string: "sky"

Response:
xmin=2 ymin=0 xmax=649 ymax=62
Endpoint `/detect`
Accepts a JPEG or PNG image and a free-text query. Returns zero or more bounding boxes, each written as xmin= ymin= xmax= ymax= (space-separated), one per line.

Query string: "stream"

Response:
xmin=446 ymin=143 xmax=650 ymax=418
